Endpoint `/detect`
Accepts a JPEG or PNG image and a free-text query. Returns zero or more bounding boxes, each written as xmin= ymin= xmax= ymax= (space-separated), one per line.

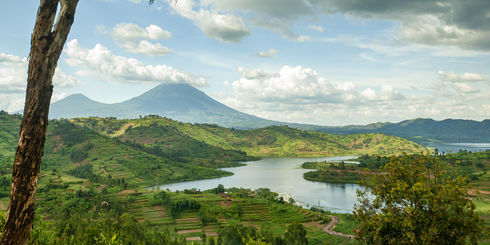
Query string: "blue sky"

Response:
xmin=1 ymin=0 xmax=489 ymax=125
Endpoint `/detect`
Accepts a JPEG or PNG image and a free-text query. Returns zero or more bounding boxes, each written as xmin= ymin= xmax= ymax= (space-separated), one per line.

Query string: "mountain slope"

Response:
xmin=49 ymin=83 xmax=278 ymax=128
xmin=48 ymin=94 xmax=122 ymax=119
xmin=320 ymin=118 xmax=490 ymax=143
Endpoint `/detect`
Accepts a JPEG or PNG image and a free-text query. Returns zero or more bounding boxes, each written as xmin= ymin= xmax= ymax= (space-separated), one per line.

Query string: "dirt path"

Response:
xmin=322 ymin=215 xmax=354 ymax=239
xmin=112 ymin=123 xmax=135 ymax=137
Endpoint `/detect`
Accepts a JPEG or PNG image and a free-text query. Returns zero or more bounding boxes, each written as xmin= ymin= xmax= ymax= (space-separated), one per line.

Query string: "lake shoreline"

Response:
xmin=155 ymin=155 xmax=362 ymax=213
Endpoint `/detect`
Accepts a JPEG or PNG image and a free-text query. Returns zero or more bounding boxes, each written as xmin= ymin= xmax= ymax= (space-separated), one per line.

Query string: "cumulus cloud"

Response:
xmin=0 ymin=53 xmax=80 ymax=93
xmin=309 ymin=0 xmax=490 ymax=50
xmin=200 ymin=0 xmax=311 ymax=41
xmin=0 ymin=53 xmax=81 ymax=112
xmin=255 ymin=49 xmax=279 ymax=58
xmin=437 ymin=70 xmax=485 ymax=83
xmin=399 ymin=15 xmax=490 ymax=50
xmin=230 ymin=66 xmax=404 ymax=105
xmin=168 ymin=0 xmax=250 ymax=43
xmin=212 ymin=66 xmax=490 ymax=125
xmin=64 ymin=39 xmax=207 ymax=86
xmin=434 ymin=70 xmax=486 ymax=97
xmin=452 ymin=82 xmax=479 ymax=94
xmin=108 ymin=23 xmax=171 ymax=41
xmin=100 ymin=23 xmax=172 ymax=56
xmin=195 ymin=0 xmax=490 ymax=50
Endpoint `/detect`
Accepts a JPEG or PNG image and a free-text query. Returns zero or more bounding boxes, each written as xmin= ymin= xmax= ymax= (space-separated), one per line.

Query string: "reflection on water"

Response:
xmin=157 ymin=156 xmax=361 ymax=213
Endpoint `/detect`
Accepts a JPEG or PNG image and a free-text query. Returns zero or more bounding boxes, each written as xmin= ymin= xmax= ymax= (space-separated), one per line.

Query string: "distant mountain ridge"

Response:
xmin=49 ymin=83 xmax=279 ymax=129
xmin=319 ymin=118 xmax=490 ymax=143
xmin=48 ymin=83 xmax=490 ymax=143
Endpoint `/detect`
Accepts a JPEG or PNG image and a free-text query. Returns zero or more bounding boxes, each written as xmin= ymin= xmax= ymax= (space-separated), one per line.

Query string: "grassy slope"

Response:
xmin=0 ymin=116 xmax=233 ymax=187
xmin=73 ymin=116 xmax=428 ymax=157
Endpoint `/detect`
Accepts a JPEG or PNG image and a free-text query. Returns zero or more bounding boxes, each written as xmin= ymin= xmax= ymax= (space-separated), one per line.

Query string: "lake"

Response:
xmin=427 ymin=142 xmax=490 ymax=153
xmin=157 ymin=156 xmax=360 ymax=213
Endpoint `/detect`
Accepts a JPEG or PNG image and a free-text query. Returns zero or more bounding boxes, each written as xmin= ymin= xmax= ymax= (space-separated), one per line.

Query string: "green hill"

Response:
xmin=0 ymin=113 xmax=428 ymax=189
xmin=71 ymin=115 xmax=428 ymax=157
xmin=0 ymin=115 xmax=244 ymax=187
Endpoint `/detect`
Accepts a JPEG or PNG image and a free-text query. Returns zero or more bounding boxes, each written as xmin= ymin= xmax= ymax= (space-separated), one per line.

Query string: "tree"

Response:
xmin=354 ymin=155 xmax=484 ymax=244
xmin=215 ymin=184 xmax=225 ymax=194
xmin=284 ymin=222 xmax=308 ymax=245
xmin=1 ymin=1 xmax=79 ymax=244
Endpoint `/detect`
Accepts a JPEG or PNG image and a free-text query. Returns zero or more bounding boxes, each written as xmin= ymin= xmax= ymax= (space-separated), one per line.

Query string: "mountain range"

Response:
xmin=48 ymin=83 xmax=490 ymax=143
xmin=49 ymin=83 xmax=279 ymax=129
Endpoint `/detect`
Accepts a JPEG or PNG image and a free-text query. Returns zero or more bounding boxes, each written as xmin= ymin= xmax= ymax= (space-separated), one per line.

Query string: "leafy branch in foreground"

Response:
xmin=354 ymin=155 xmax=484 ymax=244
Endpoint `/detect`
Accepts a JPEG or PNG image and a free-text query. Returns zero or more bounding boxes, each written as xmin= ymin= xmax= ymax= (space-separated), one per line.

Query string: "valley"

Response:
xmin=0 ymin=111 xmax=488 ymax=244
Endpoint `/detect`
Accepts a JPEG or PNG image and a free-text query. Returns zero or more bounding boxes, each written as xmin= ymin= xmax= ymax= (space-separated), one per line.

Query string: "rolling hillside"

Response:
xmin=1 ymin=113 xmax=428 ymax=188
xmin=72 ymin=116 xmax=429 ymax=157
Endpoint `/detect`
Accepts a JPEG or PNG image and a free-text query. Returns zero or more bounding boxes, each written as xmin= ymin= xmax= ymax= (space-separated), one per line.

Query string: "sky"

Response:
xmin=1 ymin=0 xmax=489 ymax=126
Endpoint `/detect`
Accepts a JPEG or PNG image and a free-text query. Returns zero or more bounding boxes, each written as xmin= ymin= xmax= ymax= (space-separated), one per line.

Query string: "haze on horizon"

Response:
xmin=1 ymin=0 xmax=489 ymax=126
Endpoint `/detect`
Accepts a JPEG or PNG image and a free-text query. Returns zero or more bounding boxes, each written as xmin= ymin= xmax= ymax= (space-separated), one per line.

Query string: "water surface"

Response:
xmin=427 ymin=143 xmax=490 ymax=153
xmin=157 ymin=156 xmax=361 ymax=213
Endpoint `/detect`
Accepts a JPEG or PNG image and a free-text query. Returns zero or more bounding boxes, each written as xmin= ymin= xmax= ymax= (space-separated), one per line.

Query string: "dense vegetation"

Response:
xmin=355 ymin=155 xmax=485 ymax=244
xmin=1 ymin=112 xmax=486 ymax=244
xmin=302 ymin=150 xmax=490 ymax=184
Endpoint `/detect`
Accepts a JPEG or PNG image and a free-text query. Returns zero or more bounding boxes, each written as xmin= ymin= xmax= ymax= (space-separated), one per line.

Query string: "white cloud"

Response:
xmin=361 ymin=88 xmax=377 ymax=100
xmin=100 ymin=23 xmax=172 ymax=56
xmin=200 ymin=0 xmax=311 ymax=41
xmin=453 ymin=82 xmax=479 ymax=94
xmin=64 ymin=39 xmax=207 ymax=86
xmin=108 ymin=23 xmax=171 ymax=41
xmin=308 ymin=25 xmax=324 ymax=32
xmin=399 ymin=15 xmax=490 ymax=50
xmin=196 ymin=0 xmax=490 ymax=50
xmin=0 ymin=53 xmax=80 ymax=93
xmin=230 ymin=66 xmax=404 ymax=105
xmin=380 ymin=85 xmax=405 ymax=100
xmin=255 ymin=48 xmax=279 ymax=58
xmin=120 ymin=40 xmax=172 ymax=56
xmin=0 ymin=53 xmax=80 ymax=112
xmin=211 ymin=66 xmax=490 ymax=125
xmin=437 ymin=70 xmax=485 ymax=83
xmin=168 ymin=0 xmax=250 ymax=43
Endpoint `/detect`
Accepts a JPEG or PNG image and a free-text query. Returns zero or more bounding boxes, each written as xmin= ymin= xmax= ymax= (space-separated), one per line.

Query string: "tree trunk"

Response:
xmin=0 ymin=0 xmax=78 ymax=244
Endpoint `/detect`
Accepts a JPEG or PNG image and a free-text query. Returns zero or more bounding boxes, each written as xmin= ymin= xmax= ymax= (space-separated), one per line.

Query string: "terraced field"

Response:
xmin=239 ymin=203 xmax=271 ymax=221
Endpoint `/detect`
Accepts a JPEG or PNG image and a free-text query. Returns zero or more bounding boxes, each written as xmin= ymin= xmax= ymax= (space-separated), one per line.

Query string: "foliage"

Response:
xmin=168 ymin=198 xmax=200 ymax=218
xmin=69 ymin=147 xmax=89 ymax=163
xmin=354 ymin=155 xmax=484 ymax=244
xmin=358 ymin=154 xmax=391 ymax=170
xmin=303 ymin=170 xmax=363 ymax=184
xmin=68 ymin=164 xmax=94 ymax=179
xmin=284 ymin=222 xmax=308 ymax=245
xmin=214 ymin=184 xmax=225 ymax=194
